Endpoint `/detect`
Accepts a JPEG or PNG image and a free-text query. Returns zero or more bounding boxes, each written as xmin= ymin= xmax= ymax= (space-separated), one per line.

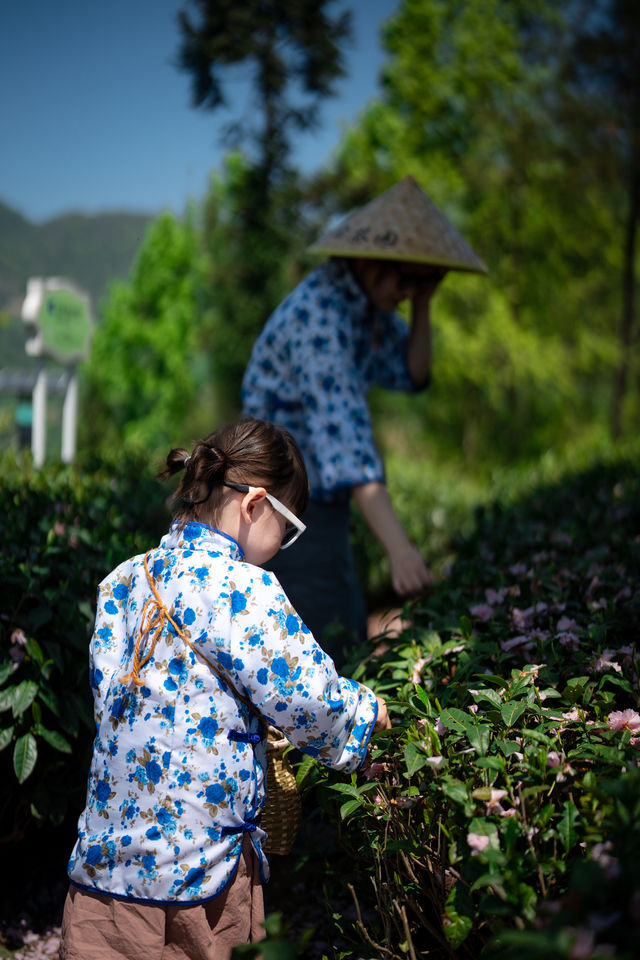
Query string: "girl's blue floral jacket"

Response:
xmin=67 ymin=521 xmax=378 ymax=904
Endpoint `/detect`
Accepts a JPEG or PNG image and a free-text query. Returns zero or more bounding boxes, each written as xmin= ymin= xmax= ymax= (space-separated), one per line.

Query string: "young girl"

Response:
xmin=60 ymin=417 xmax=389 ymax=960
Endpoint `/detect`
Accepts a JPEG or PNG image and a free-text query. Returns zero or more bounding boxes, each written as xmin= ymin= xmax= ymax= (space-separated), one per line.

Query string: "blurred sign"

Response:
xmin=22 ymin=277 xmax=93 ymax=363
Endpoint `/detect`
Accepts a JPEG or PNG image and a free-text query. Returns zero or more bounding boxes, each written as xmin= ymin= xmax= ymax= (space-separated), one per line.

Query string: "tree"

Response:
xmin=175 ymin=1 xmax=353 ymax=412
xmin=80 ymin=212 xmax=207 ymax=457
xmin=562 ymin=0 xmax=640 ymax=437
xmin=316 ymin=0 xmax=631 ymax=465
xmin=176 ymin=0 xmax=352 ymax=185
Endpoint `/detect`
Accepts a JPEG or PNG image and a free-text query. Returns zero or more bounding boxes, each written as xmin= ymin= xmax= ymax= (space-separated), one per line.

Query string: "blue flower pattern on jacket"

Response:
xmin=67 ymin=522 xmax=378 ymax=904
xmin=241 ymin=258 xmax=417 ymax=501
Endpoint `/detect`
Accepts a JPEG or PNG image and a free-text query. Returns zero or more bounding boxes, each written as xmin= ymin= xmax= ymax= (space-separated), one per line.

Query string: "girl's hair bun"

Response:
xmin=158 ymin=447 xmax=191 ymax=479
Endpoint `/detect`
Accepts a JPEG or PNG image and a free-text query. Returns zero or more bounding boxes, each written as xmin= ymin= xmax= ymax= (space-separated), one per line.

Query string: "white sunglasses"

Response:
xmin=223 ymin=482 xmax=306 ymax=549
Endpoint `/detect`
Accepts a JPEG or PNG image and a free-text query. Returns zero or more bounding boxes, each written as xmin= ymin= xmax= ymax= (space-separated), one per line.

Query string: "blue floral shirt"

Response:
xmin=67 ymin=522 xmax=378 ymax=904
xmin=241 ymin=258 xmax=417 ymax=501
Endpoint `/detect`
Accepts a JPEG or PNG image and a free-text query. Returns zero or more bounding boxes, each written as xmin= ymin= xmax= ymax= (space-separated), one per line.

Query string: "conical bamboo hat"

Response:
xmin=309 ymin=176 xmax=487 ymax=274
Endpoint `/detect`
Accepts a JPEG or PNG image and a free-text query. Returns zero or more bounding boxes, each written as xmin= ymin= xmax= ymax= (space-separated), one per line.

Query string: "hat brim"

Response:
xmin=308 ymin=176 xmax=488 ymax=276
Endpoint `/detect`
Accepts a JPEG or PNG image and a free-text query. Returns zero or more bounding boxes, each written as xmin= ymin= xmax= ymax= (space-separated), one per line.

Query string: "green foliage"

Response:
xmin=309 ymin=448 xmax=640 ymax=957
xmin=0 ymin=453 xmax=166 ymax=842
xmin=81 ymin=211 xmax=207 ymax=455
xmin=196 ymin=155 xmax=314 ymax=418
xmin=318 ymin=0 xmax=638 ymax=465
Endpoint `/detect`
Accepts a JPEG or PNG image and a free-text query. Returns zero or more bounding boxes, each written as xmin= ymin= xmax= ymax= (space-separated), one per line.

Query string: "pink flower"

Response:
xmin=434 ymin=716 xmax=447 ymax=736
xmin=558 ymin=632 xmax=580 ymax=651
xmin=547 ymin=751 xmax=563 ymax=767
xmin=362 ymin=762 xmax=389 ymax=781
xmin=557 ymin=616 xmax=578 ymax=632
xmin=593 ymin=651 xmax=622 ymax=674
xmin=509 ymin=562 xmax=527 ymax=576
xmin=411 ymin=657 xmax=429 ymax=684
xmin=11 ymin=628 xmax=28 ymax=647
xmin=485 ymin=588 xmax=505 ymax=606
xmin=425 ymin=755 xmax=445 ymax=768
xmin=562 ymin=708 xmax=583 ymax=723
xmin=568 ymin=928 xmax=595 ymax=959
xmin=500 ymin=635 xmax=535 ymax=652
xmin=608 ymin=709 xmax=640 ymax=732
xmin=467 ymin=832 xmax=490 ymax=855
xmin=485 ymin=789 xmax=508 ymax=814
xmin=470 ymin=604 xmax=494 ymax=622
xmin=511 ymin=607 xmax=534 ymax=631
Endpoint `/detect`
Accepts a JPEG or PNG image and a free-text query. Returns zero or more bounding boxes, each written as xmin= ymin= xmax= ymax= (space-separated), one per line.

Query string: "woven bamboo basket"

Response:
xmin=261 ymin=726 xmax=301 ymax=855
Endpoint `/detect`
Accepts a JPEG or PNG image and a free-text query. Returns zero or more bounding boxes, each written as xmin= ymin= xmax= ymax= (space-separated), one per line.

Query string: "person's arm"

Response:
xmin=404 ymin=270 xmax=446 ymax=388
xmin=352 ymin=481 xmax=431 ymax=596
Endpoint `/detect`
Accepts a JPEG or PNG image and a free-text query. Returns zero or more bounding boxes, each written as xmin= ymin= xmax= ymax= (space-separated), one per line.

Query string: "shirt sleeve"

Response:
xmin=291 ymin=293 xmax=385 ymax=494
xmin=202 ymin=571 xmax=379 ymax=773
xmin=371 ymin=311 xmax=419 ymax=392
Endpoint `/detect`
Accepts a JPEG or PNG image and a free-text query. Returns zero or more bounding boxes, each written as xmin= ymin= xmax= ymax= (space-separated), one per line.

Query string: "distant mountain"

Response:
xmin=0 ymin=200 xmax=153 ymax=313
xmin=0 ymin=200 xmax=153 ymax=368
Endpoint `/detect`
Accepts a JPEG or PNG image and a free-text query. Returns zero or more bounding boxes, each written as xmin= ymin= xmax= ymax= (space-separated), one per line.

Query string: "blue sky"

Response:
xmin=1 ymin=0 xmax=399 ymax=223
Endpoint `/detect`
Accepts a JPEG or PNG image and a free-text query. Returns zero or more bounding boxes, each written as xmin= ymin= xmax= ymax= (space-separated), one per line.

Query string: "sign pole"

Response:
xmin=61 ymin=368 xmax=78 ymax=463
xmin=32 ymin=365 xmax=47 ymax=467
xmin=21 ymin=277 xmax=93 ymax=467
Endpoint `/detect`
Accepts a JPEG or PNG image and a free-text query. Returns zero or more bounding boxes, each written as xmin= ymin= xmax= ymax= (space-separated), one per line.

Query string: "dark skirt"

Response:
xmin=265 ymin=499 xmax=367 ymax=668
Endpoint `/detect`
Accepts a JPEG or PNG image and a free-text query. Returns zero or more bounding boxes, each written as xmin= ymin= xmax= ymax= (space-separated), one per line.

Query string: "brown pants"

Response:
xmin=60 ymin=838 xmax=265 ymax=960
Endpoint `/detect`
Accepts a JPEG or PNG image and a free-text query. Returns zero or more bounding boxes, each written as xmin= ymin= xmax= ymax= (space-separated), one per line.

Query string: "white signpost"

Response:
xmin=21 ymin=278 xmax=93 ymax=466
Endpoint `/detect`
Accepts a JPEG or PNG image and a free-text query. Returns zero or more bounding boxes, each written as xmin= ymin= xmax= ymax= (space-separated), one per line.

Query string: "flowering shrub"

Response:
xmin=316 ymin=457 xmax=639 ymax=958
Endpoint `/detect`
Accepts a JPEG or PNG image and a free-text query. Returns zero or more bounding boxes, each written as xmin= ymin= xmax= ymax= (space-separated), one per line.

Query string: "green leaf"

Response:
xmin=404 ymin=741 xmax=428 ymax=776
xmin=471 ymin=688 xmax=503 ymax=707
xmin=475 ymin=756 xmax=505 ymax=771
xmin=340 ymin=798 xmax=364 ymax=820
xmin=38 ymin=726 xmax=72 ymax=753
xmin=25 ymin=637 xmax=44 ymax=666
xmin=413 ymin=683 xmax=432 ymax=712
xmin=11 ymin=680 xmax=39 ymax=719
xmin=500 ymin=701 xmax=527 ymax=728
xmin=294 ymin=754 xmax=316 ymax=789
xmin=0 ymin=726 xmax=15 ymax=751
xmin=0 ymin=661 xmax=14 ymax=687
xmin=440 ymin=707 xmax=472 ymax=733
xmin=468 ymin=723 xmax=491 ymax=756
xmin=444 ymin=884 xmax=473 ymax=946
xmin=408 ymin=691 xmax=430 ymax=716
xmin=13 ymin=733 xmax=38 ymax=783
xmin=520 ymin=728 xmax=553 ymax=746
xmin=441 ymin=778 xmax=468 ymax=806
xmin=0 ymin=685 xmax=17 ymax=712
xmin=496 ymin=739 xmax=524 ymax=757
xmin=37 ymin=686 xmax=62 ymax=718
xmin=557 ymin=800 xmax=580 ymax=852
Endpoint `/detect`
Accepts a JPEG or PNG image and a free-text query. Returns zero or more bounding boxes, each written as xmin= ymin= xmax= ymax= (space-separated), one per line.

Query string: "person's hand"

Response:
xmin=411 ymin=266 xmax=447 ymax=306
xmin=389 ymin=545 xmax=432 ymax=597
xmin=374 ymin=696 xmax=392 ymax=732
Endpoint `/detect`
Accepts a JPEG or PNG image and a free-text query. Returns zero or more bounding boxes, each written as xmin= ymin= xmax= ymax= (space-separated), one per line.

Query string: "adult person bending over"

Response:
xmin=242 ymin=177 xmax=487 ymax=665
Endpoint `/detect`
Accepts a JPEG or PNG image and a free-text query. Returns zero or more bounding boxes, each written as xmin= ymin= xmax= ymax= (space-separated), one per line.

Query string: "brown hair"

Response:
xmin=158 ymin=417 xmax=309 ymax=526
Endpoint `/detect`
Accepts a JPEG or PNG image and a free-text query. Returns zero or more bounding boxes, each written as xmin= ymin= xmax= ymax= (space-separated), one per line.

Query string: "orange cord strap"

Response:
xmin=120 ymin=552 xmax=188 ymax=687
xmin=119 ymin=552 xmax=258 ymax=720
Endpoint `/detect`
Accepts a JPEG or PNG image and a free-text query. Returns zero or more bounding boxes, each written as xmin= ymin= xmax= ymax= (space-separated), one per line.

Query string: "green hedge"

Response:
xmin=0 ymin=455 xmax=167 ymax=847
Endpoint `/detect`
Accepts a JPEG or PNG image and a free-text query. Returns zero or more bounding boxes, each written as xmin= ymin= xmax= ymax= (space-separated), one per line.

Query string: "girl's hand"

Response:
xmin=374 ymin=696 xmax=392 ymax=732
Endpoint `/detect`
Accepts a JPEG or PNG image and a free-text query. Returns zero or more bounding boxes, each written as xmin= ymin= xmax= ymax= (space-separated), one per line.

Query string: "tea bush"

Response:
xmin=312 ymin=452 xmax=640 ymax=958
xmin=0 ymin=455 xmax=166 ymax=849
